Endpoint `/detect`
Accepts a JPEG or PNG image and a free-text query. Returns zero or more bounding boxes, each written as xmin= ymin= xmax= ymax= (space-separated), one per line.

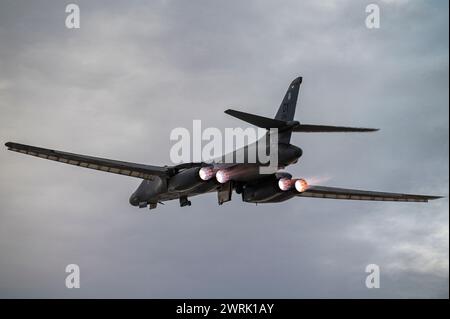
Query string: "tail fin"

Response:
xmin=275 ymin=76 xmax=302 ymax=121
xmin=274 ymin=76 xmax=302 ymax=142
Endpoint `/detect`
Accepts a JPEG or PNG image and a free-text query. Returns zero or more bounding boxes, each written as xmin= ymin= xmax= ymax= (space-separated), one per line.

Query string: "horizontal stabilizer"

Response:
xmin=225 ymin=109 xmax=288 ymax=129
xmin=292 ymin=124 xmax=378 ymax=133
xmin=225 ymin=109 xmax=378 ymax=133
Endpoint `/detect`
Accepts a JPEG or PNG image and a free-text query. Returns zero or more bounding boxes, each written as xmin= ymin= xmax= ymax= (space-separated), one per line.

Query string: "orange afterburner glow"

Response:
xmin=295 ymin=179 xmax=309 ymax=192
xmin=278 ymin=177 xmax=309 ymax=192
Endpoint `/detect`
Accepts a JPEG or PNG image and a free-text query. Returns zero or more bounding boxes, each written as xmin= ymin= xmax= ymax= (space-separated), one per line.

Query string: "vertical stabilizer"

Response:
xmin=275 ymin=76 xmax=302 ymax=142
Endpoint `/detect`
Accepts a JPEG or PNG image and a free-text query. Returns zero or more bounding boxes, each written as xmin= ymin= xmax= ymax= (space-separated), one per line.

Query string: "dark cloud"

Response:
xmin=0 ymin=0 xmax=448 ymax=298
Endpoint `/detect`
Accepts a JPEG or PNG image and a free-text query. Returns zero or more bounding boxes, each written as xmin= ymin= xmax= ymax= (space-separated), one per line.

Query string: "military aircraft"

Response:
xmin=5 ymin=77 xmax=441 ymax=209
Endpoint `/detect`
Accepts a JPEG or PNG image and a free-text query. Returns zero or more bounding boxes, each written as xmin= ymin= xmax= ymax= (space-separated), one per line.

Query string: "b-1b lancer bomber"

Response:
xmin=5 ymin=77 xmax=442 ymax=209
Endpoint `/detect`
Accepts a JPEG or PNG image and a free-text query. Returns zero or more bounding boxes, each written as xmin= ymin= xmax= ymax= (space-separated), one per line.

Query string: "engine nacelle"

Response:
xmin=168 ymin=167 xmax=203 ymax=192
xmin=242 ymin=181 xmax=281 ymax=202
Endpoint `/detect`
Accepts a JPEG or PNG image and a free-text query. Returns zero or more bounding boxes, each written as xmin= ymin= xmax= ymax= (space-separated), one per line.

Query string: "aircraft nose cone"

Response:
xmin=129 ymin=194 xmax=139 ymax=206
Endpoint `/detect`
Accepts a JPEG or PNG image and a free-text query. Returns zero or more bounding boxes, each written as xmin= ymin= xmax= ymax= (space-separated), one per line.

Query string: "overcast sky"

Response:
xmin=0 ymin=0 xmax=448 ymax=298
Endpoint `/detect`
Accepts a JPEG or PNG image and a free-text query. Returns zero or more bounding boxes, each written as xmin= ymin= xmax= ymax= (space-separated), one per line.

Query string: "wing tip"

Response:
xmin=427 ymin=195 xmax=444 ymax=201
xmin=5 ymin=141 xmax=15 ymax=149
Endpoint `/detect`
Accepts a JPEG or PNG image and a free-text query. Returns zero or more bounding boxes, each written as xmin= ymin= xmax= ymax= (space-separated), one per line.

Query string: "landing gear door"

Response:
xmin=217 ymin=181 xmax=232 ymax=205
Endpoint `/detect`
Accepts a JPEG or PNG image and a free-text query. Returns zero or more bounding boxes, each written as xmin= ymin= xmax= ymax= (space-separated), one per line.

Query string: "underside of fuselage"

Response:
xmin=128 ymin=134 xmax=304 ymax=209
xmin=128 ymin=165 xmax=282 ymax=208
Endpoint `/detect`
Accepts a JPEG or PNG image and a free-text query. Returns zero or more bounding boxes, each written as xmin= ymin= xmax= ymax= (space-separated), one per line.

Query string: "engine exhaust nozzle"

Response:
xmin=295 ymin=179 xmax=309 ymax=193
xmin=278 ymin=178 xmax=296 ymax=191
xmin=216 ymin=169 xmax=230 ymax=184
xmin=199 ymin=167 xmax=217 ymax=181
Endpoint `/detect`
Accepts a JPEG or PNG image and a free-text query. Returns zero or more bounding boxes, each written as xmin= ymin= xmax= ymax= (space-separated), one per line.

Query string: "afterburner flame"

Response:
xmin=303 ymin=175 xmax=331 ymax=185
xmin=199 ymin=167 xmax=216 ymax=181
xmin=216 ymin=169 xmax=229 ymax=184
xmin=215 ymin=166 xmax=259 ymax=184
xmin=278 ymin=178 xmax=296 ymax=191
xmin=295 ymin=179 xmax=309 ymax=193
xmin=279 ymin=177 xmax=309 ymax=192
